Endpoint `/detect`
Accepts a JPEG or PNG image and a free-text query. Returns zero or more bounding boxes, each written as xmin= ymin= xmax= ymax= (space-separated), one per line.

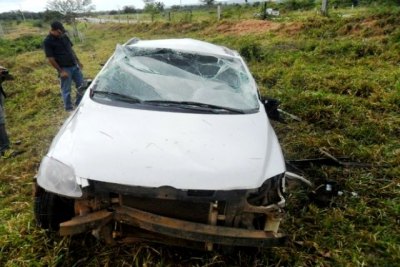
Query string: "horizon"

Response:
xmin=0 ymin=0 xmax=207 ymax=14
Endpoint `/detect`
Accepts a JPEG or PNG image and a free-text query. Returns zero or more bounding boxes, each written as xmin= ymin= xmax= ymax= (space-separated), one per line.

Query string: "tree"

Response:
xmin=46 ymin=0 xmax=95 ymax=40
xmin=122 ymin=5 xmax=136 ymax=14
xmin=46 ymin=0 xmax=94 ymax=17
xmin=199 ymin=0 xmax=215 ymax=6
xmin=155 ymin=2 xmax=165 ymax=12
xmin=43 ymin=9 xmax=64 ymax=22
xmin=143 ymin=0 xmax=164 ymax=22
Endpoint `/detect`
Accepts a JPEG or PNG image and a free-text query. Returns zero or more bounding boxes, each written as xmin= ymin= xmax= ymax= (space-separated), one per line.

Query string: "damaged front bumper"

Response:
xmin=58 ymin=174 xmax=289 ymax=250
xmin=60 ymin=205 xmax=287 ymax=249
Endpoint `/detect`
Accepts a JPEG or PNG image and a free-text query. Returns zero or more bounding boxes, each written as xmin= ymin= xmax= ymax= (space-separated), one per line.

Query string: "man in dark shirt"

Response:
xmin=44 ymin=21 xmax=84 ymax=111
xmin=0 ymin=66 xmax=11 ymax=155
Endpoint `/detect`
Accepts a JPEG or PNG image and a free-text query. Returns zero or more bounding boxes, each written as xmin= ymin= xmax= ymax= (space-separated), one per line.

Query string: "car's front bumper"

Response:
xmin=60 ymin=205 xmax=287 ymax=249
xmin=58 ymin=175 xmax=288 ymax=250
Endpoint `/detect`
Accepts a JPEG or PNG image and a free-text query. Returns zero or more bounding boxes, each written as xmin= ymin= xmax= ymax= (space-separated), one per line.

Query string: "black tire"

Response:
xmin=34 ymin=183 xmax=75 ymax=231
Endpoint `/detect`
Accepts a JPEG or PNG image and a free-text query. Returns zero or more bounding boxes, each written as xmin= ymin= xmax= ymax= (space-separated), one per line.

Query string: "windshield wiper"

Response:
xmin=144 ymin=100 xmax=245 ymax=114
xmin=91 ymin=90 xmax=142 ymax=103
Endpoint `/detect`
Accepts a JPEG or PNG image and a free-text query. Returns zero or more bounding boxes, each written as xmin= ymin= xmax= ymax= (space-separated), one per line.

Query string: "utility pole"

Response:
xmin=321 ymin=0 xmax=329 ymax=16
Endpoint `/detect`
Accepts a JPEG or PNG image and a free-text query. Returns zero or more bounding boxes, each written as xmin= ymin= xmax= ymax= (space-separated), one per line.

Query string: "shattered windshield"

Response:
xmin=92 ymin=44 xmax=259 ymax=112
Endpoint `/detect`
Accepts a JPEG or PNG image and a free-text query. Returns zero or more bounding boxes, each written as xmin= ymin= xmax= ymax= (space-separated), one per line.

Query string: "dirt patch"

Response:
xmin=215 ymin=20 xmax=281 ymax=35
xmin=178 ymin=23 xmax=196 ymax=32
xmin=280 ymin=22 xmax=303 ymax=36
xmin=204 ymin=20 xmax=303 ymax=37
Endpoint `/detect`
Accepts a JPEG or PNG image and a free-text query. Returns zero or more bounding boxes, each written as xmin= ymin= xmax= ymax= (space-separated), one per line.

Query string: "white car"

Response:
xmin=34 ymin=38 xmax=290 ymax=250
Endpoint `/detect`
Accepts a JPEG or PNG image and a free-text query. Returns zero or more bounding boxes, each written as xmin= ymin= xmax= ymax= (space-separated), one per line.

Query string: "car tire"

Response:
xmin=34 ymin=183 xmax=75 ymax=231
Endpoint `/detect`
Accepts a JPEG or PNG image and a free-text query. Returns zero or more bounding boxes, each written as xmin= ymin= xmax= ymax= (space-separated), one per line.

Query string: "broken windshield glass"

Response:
xmin=92 ymin=44 xmax=259 ymax=112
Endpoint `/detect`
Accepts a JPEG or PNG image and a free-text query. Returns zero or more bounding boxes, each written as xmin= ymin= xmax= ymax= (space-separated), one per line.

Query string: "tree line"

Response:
xmin=0 ymin=0 xmax=399 ymax=22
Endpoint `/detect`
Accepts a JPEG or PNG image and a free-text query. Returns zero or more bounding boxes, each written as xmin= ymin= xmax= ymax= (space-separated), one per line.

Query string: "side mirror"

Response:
xmin=0 ymin=68 xmax=14 ymax=83
xmin=77 ymin=79 xmax=93 ymax=96
xmin=262 ymin=98 xmax=284 ymax=123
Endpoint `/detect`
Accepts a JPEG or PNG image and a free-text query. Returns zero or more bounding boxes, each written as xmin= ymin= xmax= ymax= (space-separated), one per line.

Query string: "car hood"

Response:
xmin=47 ymin=97 xmax=285 ymax=190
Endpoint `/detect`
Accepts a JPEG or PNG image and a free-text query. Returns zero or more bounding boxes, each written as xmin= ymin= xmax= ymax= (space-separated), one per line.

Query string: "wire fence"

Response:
xmin=80 ymin=5 xmax=265 ymax=24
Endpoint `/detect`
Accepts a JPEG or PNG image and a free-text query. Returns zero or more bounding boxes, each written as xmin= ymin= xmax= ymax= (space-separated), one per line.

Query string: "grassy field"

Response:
xmin=0 ymin=5 xmax=399 ymax=266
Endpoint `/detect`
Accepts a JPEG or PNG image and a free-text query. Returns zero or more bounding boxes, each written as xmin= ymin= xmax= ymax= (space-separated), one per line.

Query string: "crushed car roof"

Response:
xmin=126 ymin=38 xmax=239 ymax=58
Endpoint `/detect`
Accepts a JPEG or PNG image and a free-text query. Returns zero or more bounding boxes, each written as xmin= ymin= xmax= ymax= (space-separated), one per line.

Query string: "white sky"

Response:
xmin=0 ymin=0 xmax=201 ymax=13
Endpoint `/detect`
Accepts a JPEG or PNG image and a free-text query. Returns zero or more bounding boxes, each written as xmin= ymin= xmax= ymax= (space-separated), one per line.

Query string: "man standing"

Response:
xmin=43 ymin=21 xmax=84 ymax=111
xmin=0 ymin=66 xmax=13 ymax=155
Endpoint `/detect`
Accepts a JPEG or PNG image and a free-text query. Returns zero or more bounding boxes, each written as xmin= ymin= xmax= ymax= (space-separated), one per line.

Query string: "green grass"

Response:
xmin=1 ymin=6 xmax=400 ymax=266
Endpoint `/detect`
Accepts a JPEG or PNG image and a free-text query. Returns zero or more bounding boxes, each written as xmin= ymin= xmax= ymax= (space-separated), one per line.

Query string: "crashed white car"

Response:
xmin=34 ymin=38 xmax=290 ymax=250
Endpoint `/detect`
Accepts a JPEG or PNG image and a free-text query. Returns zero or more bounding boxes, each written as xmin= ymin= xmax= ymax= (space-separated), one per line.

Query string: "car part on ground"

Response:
xmin=287 ymin=148 xmax=378 ymax=169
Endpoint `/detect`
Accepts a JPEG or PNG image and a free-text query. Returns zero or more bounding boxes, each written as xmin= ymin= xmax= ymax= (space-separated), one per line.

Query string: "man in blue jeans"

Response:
xmin=43 ymin=21 xmax=84 ymax=111
xmin=0 ymin=66 xmax=21 ymax=157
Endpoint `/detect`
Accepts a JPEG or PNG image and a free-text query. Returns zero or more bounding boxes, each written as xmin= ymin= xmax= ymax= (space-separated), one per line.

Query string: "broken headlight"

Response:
xmin=37 ymin=156 xmax=82 ymax=197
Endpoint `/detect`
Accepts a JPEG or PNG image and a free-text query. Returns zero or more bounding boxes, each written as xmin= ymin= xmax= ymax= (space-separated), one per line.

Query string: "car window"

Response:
xmin=93 ymin=44 xmax=259 ymax=112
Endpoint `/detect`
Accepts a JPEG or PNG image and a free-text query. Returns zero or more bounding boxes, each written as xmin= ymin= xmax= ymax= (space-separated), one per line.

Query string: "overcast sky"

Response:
xmin=0 ymin=0 xmax=201 ymax=13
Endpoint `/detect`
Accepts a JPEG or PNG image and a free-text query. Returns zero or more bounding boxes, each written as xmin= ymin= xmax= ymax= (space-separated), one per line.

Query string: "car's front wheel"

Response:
xmin=34 ymin=182 xmax=75 ymax=231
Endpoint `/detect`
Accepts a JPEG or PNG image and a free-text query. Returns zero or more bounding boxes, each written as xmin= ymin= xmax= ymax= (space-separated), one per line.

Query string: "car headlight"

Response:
xmin=37 ymin=156 xmax=82 ymax=197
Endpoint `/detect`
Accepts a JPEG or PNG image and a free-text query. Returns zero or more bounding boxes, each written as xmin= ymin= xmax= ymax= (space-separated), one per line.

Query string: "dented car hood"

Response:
xmin=47 ymin=97 xmax=285 ymax=191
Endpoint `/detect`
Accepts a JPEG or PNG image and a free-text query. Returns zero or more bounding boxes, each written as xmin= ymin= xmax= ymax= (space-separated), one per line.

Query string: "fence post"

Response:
xmin=321 ymin=0 xmax=329 ymax=16
xmin=262 ymin=1 xmax=267 ymax=20
xmin=0 ymin=22 xmax=4 ymax=37
xmin=217 ymin=5 xmax=221 ymax=21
